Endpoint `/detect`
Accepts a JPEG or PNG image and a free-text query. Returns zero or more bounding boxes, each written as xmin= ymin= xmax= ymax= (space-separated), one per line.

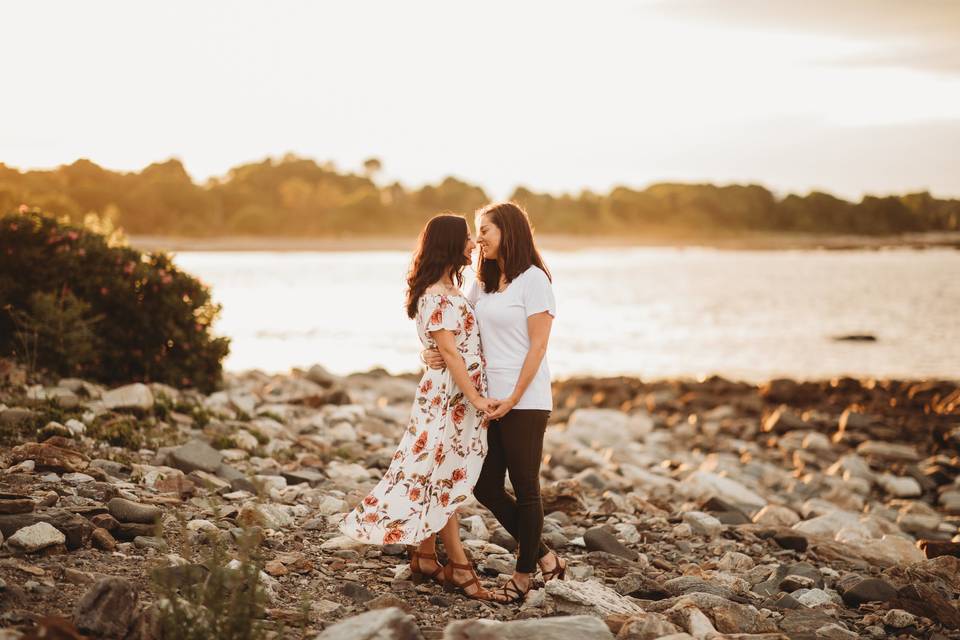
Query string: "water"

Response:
xmin=175 ymin=247 xmax=960 ymax=383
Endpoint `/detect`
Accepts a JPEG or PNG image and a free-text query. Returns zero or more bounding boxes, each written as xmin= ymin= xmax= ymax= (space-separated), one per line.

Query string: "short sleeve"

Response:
xmin=423 ymin=294 xmax=460 ymax=333
xmin=522 ymin=268 xmax=556 ymax=318
xmin=466 ymin=279 xmax=480 ymax=307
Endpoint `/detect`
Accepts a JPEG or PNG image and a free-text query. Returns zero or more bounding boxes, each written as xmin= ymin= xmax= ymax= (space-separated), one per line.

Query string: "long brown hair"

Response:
xmin=476 ymin=202 xmax=551 ymax=294
xmin=405 ymin=214 xmax=471 ymax=318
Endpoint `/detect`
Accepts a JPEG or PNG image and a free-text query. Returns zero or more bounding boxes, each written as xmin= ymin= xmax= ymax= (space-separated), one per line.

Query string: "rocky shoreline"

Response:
xmin=0 ymin=360 xmax=958 ymax=639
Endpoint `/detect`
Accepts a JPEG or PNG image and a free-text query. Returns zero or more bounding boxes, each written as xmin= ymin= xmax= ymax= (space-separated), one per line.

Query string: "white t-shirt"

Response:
xmin=467 ymin=265 xmax=556 ymax=410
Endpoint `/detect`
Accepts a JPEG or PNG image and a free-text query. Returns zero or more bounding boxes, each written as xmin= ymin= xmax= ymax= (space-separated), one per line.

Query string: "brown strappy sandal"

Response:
xmin=538 ymin=551 xmax=567 ymax=583
xmin=493 ymin=576 xmax=530 ymax=604
xmin=409 ymin=548 xmax=445 ymax=585
xmin=443 ymin=560 xmax=507 ymax=602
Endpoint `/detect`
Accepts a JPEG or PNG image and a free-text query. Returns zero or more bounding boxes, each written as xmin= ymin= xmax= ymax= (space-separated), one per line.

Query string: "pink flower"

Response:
xmin=363 ymin=495 xmax=379 ymax=507
xmin=17 ymin=204 xmax=28 ymax=214
xmin=100 ymin=287 xmax=109 ymax=296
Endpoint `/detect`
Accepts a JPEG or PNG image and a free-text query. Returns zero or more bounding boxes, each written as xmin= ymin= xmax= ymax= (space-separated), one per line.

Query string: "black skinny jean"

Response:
xmin=473 ymin=409 xmax=551 ymax=573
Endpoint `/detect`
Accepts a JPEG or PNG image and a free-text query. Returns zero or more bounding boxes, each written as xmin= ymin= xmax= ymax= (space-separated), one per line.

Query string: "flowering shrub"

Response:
xmin=0 ymin=207 xmax=229 ymax=391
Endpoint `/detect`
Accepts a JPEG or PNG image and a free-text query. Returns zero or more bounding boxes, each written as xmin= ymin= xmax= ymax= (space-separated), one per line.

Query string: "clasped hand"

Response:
xmin=423 ymin=348 xmax=515 ymax=420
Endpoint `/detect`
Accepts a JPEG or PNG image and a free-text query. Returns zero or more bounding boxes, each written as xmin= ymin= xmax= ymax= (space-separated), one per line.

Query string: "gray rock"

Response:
xmin=663 ymin=576 xmax=736 ymax=599
xmin=490 ymin=526 xmax=518 ymax=552
xmin=74 ymin=577 xmax=138 ymax=639
xmin=681 ymin=511 xmax=723 ymax=538
xmin=615 ymin=612 xmax=682 ymax=640
xmin=545 ymin=579 xmax=644 ymax=617
xmin=102 ymin=383 xmax=154 ymax=411
xmin=444 ymin=615 xmax=614 ymax=639
xmin=281 ymin=469 xmax=326 ymax=486
xmin=6 ymin=521 xmax=65 ymax=553
xmin=342 ymin=580 xmax=375 ymax=604
xmin=315 ymin=606 xmax=423 ymax=640
xmin=133 ymin=536 xmax=168 ymax=552
xmin=217 ymin=463 xmax=257 ymax=492
xmin=168 ymin=440 xmax=223 ymax=473
xmin=840 ymin=578 xmax=897 ymax=607
xmin=107 ymin=498 xmax=161 ymax=524
xmin=584 ymin=526 xmax=638 ymax=560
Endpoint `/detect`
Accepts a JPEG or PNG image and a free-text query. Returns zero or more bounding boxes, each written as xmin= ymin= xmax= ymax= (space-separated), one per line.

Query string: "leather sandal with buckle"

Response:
xmin=409 ymin=548 xmax=445 ymax=586
xmin=443 ymin=560 xmax=506 ymax=602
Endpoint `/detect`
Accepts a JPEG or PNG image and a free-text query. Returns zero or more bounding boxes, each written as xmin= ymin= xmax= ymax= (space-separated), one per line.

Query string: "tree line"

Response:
xmin=1 ymin=155 xmax=957 ymax=236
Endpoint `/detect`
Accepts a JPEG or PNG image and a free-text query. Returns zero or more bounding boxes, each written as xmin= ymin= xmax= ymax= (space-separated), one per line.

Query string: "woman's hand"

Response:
xmin=486 ymin=396 xmax=517 ymax=420
xmin=472 ymin=396 xmax=501 ymax=416
xmin=420 ymin=348 xmax=445 ymax=370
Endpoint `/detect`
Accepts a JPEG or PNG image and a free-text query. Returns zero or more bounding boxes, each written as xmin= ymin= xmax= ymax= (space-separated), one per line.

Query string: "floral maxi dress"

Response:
xmin=338 ymin=293 xmax=489 ymax=545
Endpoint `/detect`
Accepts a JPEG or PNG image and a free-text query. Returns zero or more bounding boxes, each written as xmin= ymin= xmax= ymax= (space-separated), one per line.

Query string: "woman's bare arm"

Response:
xmin=430 ymin=329 xmax=496 ymax=413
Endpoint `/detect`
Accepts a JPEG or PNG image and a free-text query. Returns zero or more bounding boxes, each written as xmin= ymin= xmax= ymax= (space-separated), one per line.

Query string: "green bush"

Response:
xmin=151 ymin=531 xmax=273 ymax=640
xmin=0 ymin=208 xmax=230 ymax=392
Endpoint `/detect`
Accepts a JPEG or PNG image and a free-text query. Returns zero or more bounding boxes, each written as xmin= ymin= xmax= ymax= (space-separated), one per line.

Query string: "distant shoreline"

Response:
xmin=129 ymin=231 xmax=960 ymax=253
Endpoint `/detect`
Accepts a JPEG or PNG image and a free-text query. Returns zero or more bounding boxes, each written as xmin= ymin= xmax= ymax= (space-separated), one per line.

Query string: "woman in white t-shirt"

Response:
xmin=423 ymin=202 xmax=567 ymax=604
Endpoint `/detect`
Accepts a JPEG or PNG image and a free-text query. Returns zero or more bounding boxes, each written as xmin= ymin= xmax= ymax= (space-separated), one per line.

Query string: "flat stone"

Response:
xmin=107 ymin=498 xmax=162 ymax=524
xmin=315 ymin=607 xmax=423 ymax=640
xmin=168 ymin=440 xmax=223 ymax=473
xmin=444 ymin=615 xmax=614 ymax=639
xmin=545 ymin=579 xmax=644 ymax=617
xmin=840 ymin=577 xmax=897 ymax=607
xmin=101 ymin=383 xmax=154 ymax=410
xmin=10 ymin=442 xmax=89 ymax=473
xmin=6 ymin=521 xmax=65 ymax=553
xmin=682 ymin=511 xmax=723 ymax=538
xmin=114 ymin=522 xmax=158 ymax=541
xmin=0 ymin=510 xmax=93 ymax=550
xmin=565 ymin=408 xmax=653 ymax=447
xmin=238 ymin=503 xmax=294 ymax=530
xmin=0 ymin=494 xmax=34 ymax=515
xmin=133 ymin=536 xmax=168 ymax=552
xmin=856 ymin=441 xmax=920 ymax=462
xmin=814 ymin=623 xmax=858 ymax=639
xmin=614 ymin=612 xmax=681 ymax=640
xmin=584 ymin=526 xmax=639 ymax=560
xmin=490 ymin=526 xmax=519 ymax=552
xmin=883 ymin=608 xmax=917 ymax=629
xmin=281 ymin=469 xmax=325 ymax=486
xmin=753 ymin=504 xmax=800 ymax=527
xmin=683 ymin=470 xmax=767 ymax=512
xmin=877 ymin=473 xmax=923 ymax=498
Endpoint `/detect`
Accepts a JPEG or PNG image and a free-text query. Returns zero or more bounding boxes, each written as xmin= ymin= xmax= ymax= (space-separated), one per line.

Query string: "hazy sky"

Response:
xmin=3 ymin=0 xmax=959 ymax=200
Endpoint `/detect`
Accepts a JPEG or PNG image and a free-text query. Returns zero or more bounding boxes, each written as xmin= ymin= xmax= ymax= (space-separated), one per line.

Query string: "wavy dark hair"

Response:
xmin=475 ymin=202 xmax=551 ymax=294
xmin=405 ymin=214 xmax=471 ymax=318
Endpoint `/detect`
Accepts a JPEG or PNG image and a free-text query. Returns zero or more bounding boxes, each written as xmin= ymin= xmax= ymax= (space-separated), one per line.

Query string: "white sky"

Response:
xmin=2 ymin=0 xmax=959 ymax=200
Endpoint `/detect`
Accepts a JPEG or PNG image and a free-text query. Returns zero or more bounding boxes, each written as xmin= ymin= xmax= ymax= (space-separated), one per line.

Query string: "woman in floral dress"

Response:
xmin=338 ymin=214 xmax=508 ymax=602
